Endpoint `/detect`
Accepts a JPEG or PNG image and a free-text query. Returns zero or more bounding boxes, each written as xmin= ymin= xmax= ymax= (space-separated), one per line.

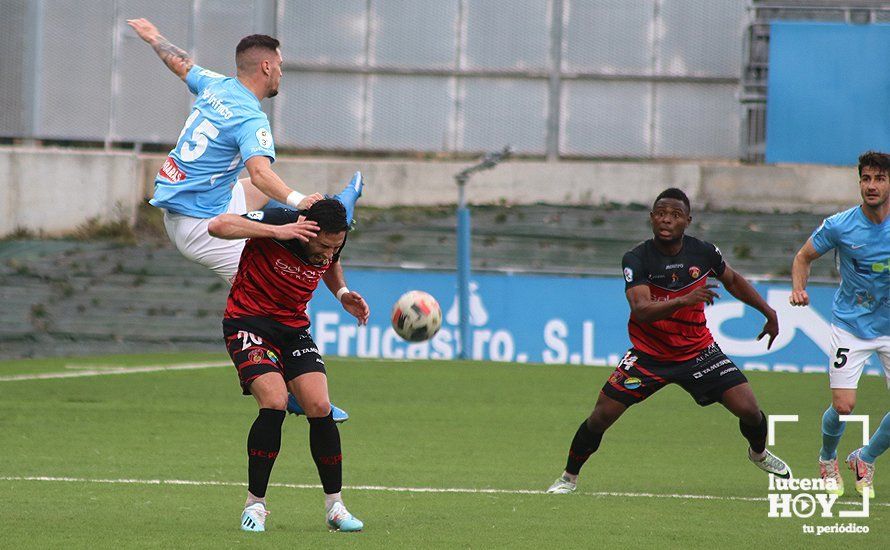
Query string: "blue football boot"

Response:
xmin=331 ymin=171 xmax=364 ymax=227
xmin=240 ymin=502 xmax=268 ymax=532
xmin=326 ymin=501 xmax=363 ymax=532
xmin=287 ymin=393 xmax=349 ymax=423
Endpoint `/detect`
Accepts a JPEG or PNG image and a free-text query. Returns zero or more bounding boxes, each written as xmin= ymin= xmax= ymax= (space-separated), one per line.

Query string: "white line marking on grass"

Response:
xmin=0 ymin=361 xmax=229 ymax=382
xmin=1 ymin=476 xmax=887 ymax=507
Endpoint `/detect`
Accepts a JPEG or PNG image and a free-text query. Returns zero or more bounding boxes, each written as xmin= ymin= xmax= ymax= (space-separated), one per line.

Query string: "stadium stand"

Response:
xmin=0 ymin=204 xmax=837 ymax=358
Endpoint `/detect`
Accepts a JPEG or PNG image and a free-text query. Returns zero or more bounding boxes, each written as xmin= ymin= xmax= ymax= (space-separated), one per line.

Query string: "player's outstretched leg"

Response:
xmin=287 ymin=393 xmax=349 ymax=423
xmin=331 ymin=171 xmax=363 ymax=227
xmin=847 ymin=412 xmax=889 ymax=498
xmin=720 ymin=384 xmax=791 ymax=478
xmin=740 ymin=411 xmax=791 ymax=478
xmin=547 ymin=394 xmax=626 ymax=494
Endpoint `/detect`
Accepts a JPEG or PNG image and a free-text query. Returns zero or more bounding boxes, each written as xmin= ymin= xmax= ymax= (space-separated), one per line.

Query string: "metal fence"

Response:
xmin=1 ymin=0 xmax=747 ymax=159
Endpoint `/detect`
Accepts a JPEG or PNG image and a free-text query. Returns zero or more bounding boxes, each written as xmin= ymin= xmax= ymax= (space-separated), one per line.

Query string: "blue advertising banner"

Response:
xmin=766 ymin=21 xmax=890 ymax=165
xmin=309 ymin=269 xmax=884 ymax=377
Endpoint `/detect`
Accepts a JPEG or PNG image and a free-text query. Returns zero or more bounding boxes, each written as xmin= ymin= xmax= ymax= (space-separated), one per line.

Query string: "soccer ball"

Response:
xmin=391 ymin=290 xmax=442 ymax=342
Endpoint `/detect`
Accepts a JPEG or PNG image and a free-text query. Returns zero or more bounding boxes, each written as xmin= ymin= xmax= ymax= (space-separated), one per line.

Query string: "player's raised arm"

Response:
xmin=207 ymin=213 xmax=318 ymax=241
xmin=126 ymin=18 xmax=193 ymax=81
xmin=790 ymin=237 xmax=823 ymax=306
xmin=244 ymin=156 xmax=320 ymax=210
xmin=716 ymin=265 xmax=779 ymax=349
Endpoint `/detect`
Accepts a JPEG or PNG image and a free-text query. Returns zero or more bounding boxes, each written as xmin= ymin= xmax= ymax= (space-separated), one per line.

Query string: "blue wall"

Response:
xmin=310 ymin=268 xmax=882 ymax=376
xmin=766 ymin=21 xmax=890 ymax=166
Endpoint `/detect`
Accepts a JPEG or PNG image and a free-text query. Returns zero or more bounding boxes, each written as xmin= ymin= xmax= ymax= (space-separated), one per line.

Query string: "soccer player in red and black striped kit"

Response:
xmin=547 ymin=188 xmax=791 ymax=494
xmin=208 ymin=199 xmax=368 ymax=531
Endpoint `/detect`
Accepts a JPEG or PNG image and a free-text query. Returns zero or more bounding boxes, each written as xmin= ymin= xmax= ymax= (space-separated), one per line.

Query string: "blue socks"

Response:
xmin=861 ymin=412 xmax=890 ymax=464
xmin=332 ymin=171 xmax=363 ymax=225
xmin=266 ymin=171 xmax=363 ymax=225
xmin=820 ymin=405 xmax=846 ymax=460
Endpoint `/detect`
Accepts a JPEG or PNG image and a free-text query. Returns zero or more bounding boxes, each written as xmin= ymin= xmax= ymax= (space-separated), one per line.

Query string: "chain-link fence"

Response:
xmin=1 ymin=0 xmax=746 ymax=159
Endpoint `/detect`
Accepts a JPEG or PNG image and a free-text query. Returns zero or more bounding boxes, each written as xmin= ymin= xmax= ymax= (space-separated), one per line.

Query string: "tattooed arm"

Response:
xmin=126 ymin=18 xmax=193 ymax=81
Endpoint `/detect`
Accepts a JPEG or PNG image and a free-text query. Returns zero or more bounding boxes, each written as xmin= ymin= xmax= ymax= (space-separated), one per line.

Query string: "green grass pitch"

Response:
xmin=0 ymin=353 xmax=887 ymax=548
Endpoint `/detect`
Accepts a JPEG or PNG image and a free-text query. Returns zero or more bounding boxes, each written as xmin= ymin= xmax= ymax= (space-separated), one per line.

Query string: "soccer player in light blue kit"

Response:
xmin=791 ymin=151 xmax=890 ymax=498
xmin=127 ymin=19 xmax=360 ymax=423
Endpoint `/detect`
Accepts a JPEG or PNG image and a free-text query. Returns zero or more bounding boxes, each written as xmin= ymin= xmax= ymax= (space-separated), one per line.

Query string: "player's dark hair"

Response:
xmin=235 ymin=34 xmax=280 ymax=70
xmin=857 ymin=150 xmax=890 ymax=177
xmin=305 ymin=198 xmax=349 ymax=233
xmin=654 ymin=188 xmax=691 ymax=213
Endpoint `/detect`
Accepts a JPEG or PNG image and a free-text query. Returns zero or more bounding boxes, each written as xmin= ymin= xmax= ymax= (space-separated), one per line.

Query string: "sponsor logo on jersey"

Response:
xmin=624 ymin=267 xmax=633 ymax=282
xmin=201 ymin=88 xmax=234 ymax=119
xmin=247 ymin=211 xmax=265 ymax=221
xmin=689 ymin=266 xmax=701 ymax=278
xmin=256 ymin=128 xmax=273 ymax=149
xmin=158 ymin=156 xmax=186 ymax=183
xmin=274 ymin=258 xmax=323 ymax=284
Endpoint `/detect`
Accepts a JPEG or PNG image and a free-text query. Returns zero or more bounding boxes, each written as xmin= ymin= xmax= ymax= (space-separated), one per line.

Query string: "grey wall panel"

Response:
xmin=653 ymin=83 xmax=738 ymax=158
xmin=460 ymin=78 xmax=547 ymax=154
xmin=37 ymin=0 xmax=115 ymax=139
xmin=464 ymin=0 xmax=550 ymax=70
xmin=561 ymin=80 xmax=650 ymax=157
xmin=193 ymin=0 xmax=270 ymax=75
xmin=280 ymin=0 xmax=367 ymax=65
xmin=367 ymin=75 xmax=452 ymax=150
xmin=276 ymin=73 xmax=363 ymax=149
xmin=372 ymin=0 xmax=458 ymax=68
xmin=658 ymin=0 xmax=746 ymax=77
xmin=563 ymin=0 xmax=655 ymax=74
xmin=114 ymin=0 xmax=193 ymax=142
xmin=0 ymin=0 xmax=28 ymax=136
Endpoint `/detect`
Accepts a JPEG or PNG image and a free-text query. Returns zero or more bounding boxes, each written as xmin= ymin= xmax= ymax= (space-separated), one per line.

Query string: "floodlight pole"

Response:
xmin=454 ymin=146 xmax=512 ymax=360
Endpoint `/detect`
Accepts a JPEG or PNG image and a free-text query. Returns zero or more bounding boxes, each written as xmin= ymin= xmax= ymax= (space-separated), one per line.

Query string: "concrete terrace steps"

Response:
xmin=0 ymin=204 xmax=838 ymax=358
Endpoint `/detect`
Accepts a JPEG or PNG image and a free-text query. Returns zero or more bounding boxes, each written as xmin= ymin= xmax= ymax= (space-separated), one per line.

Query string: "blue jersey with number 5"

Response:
xmin=149 ymin=65 xmax=276 ymax=218
xmin=811 ymin=206 xmax=890 ymax=339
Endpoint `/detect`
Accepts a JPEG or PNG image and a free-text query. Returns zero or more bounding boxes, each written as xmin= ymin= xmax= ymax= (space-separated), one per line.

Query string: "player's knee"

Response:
xmin=258 ymin=393 xmax=288 ymax=411
xmin=588 ymin=408 xmax=619 ymax=432
xmin=833 ymin=402 xmax=855 ymax=415
xmin=302 ymin=399 xmax=331 ymax=418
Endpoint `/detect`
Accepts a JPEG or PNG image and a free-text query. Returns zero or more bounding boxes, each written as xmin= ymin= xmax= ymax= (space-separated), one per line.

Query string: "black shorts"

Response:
xmin=223 ymin=316 xmax=327 ymax=395
xmin=600 ymin=343 xmax=748 ymax=407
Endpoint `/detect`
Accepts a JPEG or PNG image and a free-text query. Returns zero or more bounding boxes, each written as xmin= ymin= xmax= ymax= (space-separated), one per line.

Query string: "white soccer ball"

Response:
xmin=391 ymin=290 xmax=442 ymax=342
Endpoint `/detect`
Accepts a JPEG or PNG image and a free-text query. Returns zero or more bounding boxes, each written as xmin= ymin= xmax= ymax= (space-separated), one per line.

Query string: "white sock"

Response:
xmin=563 ymin=472 xmax=578 ymax=483
xmin=245 ymin=492 xmax=266 ymax=508
xmin=325 ymin=492 xmax=343 ymax=511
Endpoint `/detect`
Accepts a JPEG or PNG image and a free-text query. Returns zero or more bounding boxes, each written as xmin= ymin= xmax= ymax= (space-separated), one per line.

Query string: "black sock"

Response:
xmin=308 ymin=412 xmax=342 ymax=494
xmin=247 ymin=408 xmax=286 ymax=498
xmin=739 ymin=411 xmax=768 ymax=454
xmin=565 ymin=420 xmax=603 ymax=476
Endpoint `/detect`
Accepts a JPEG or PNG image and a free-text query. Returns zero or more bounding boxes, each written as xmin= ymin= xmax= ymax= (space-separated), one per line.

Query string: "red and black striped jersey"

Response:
xmin=224 ymin=208 xmax=344 ymax=329
xmin=621 ymin=235 xmax=726 ymax=362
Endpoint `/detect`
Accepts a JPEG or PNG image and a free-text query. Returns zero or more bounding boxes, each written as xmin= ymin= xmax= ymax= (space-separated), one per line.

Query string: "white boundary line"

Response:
xmin=1 ymin=476 xmax=887 ymax=507
xmin=0 ymin=362 xmax=229 ymax=382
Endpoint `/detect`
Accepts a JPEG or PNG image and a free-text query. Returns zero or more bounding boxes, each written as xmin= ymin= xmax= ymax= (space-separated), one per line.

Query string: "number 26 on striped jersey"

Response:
xmin=238 ymin=331 xmax=263 ymax=351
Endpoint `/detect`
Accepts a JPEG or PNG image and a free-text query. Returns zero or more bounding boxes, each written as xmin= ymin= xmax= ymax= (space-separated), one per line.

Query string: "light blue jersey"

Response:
xmin=811 ymin=206 xmax=890 ymax=339
xmin=150 ymin=65 xmax=276 ymax=218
